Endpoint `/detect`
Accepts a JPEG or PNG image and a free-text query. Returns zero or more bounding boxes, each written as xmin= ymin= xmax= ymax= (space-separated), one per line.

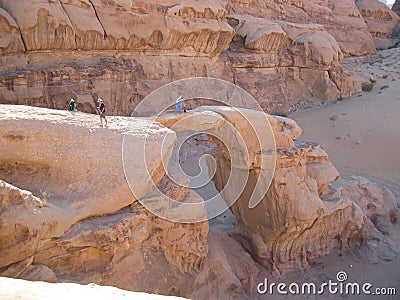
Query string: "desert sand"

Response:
xmin=291 ymin=47 xmax=400 ymax=193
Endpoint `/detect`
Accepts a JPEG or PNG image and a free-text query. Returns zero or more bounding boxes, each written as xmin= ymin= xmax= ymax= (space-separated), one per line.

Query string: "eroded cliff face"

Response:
xmin=0 ymin=0 xmax=398 ymax=115
xmin=226 ymin=0 xmax=398 ymax=54
xmin=0 ymin=0 xmax=234 ymax=54
xmin=356 ymin=0 xmax=400 ymax=49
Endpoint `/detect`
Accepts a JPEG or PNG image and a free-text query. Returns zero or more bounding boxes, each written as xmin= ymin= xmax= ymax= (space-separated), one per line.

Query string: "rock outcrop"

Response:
xmin=0 ymin=0 xmax=398 ymax=115
xmin=157 ymin=106 xmax=398 ymax=274
xmin=225 ymin=0 xmax=380 ymax=57
xmin=0 ymin=0 xmax=234 ymax=54
xmin=226 ymin=15 xmax=356 ymax=107
xmin=356 ymin=0 xmax=400 ymax=49
xmin=0 ymin=105 xmax=174 ymax=221
xmin=0 ymin=105 xmax=398 ymax=298
xmin=0 ymin=7 xmax=25 ymax=55
xmin=0 ymin=105 xmax=208 ymax=283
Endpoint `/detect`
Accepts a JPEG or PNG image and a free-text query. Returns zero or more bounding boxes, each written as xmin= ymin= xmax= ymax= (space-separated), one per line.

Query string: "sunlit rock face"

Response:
xmin=0 ymin=105 xmax=397 ymax=297
xmin=1 ymin=0 xmax=398 ymax=115
xmin=157 ymin=107 xmax=398 ymax=274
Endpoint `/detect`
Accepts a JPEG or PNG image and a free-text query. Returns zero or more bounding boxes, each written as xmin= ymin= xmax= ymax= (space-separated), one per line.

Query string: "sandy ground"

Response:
xmin=278 ymin=47 xmax=400 ymax=300
xmin=290 ymin=47 xmax=400 ymax=193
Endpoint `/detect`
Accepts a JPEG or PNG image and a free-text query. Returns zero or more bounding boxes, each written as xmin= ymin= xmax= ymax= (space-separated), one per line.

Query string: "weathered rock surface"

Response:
xmin=0 ymin=0 xmax=398 ymax=115
xmin=0 ymin=105 xmax=209 ymax=277
xmin=225 ymin=0 xmax=392 ymax=56
xmin=0 ymin=105 xmax=398 ymax=298
xmin=1 ymin=0 xmax=393 ymax=56
xmin=0 ymin=49 xmax=358 ymax=116
xmin=340 ymin=176 xmax=398 ymax=234
xmin=0 ymin=8 xmax=25 ymax=55
xmin=157 ymin=107 xmax=398 ymax=274
xmin=0 ymin=105 xmax=256 ymax=298
xmin=226 ymin=14 xmax=357 ymax=105
xmin=0 ymin=277 xmax=187 ymax=300
xmin=356 ymin=0 xmax=400 ymax=49
xmin=0 ymin=0 xmax=234 ymax=54
xmin=0 ymin=105 xmax=173 ymax=222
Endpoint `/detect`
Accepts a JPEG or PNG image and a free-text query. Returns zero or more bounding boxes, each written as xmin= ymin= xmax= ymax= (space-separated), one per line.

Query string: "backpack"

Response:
xmin=68 ymin=101 xmax=76 ymax=111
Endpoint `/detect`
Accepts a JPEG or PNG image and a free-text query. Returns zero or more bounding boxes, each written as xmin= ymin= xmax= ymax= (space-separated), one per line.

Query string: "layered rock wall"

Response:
xmin=0 ymin=0 xmax=234 ymax=54
xmin=0 ymin=0 xmax=398 ymax=114
xmin=225 ymin=0 xmax=379 ymax=57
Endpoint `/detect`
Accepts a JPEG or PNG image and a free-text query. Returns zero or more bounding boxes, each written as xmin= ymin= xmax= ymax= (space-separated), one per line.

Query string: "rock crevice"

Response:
xmin=87 ymin=0 xmax=107 ymax=39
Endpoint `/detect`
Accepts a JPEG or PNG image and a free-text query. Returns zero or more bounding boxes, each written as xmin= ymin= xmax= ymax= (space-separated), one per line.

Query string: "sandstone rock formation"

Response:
xmin=340 ymin=176 xmax=398 ymax=235
xmin=225 ymin=0 xmax=379 ymax=57
xmin=226 ymin=14 xmax=357 ymax=106
xmin=0 ymin=277 xmax=186 ymax=300
xmin=0 ymin=7 xmax=25 ymax=55
xmin=394 ymin=0 xmax=400 ymax=16
xmin=0 ymin=0 xmax=234 ymax=54
xmin=356 ymin=0 xmax=400 ymax=49
xmin=0 ymin=0 xmax=398 ymax=115
xmin=0 ymin=105 xmax=174 ymax=220
xmin=0 ymin=104 xmax=259 ymax=298
xmin=0 ymin=105 xmax=208 ymax=281
xmin=157 ymin=106 xmax=398 ymax=273
xmin=0 ymin=105 xmax=398 ymax=298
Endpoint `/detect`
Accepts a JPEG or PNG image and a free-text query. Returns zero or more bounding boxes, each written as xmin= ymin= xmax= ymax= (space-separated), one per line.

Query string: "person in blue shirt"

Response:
xmin=176 ymin=95 xmax=184 ymax=113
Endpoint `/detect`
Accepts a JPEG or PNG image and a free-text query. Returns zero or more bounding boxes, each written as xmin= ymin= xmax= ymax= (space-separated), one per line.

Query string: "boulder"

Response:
xmin=340 ymin=176 xmax=399 ymax=234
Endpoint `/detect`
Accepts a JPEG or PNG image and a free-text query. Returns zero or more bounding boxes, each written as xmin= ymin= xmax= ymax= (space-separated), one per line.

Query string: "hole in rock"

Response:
xmin=169 ymin=131 xmax=236 ymax=230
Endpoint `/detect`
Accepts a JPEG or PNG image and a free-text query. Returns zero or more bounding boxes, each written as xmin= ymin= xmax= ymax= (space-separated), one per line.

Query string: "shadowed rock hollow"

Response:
xmin=0 ymin=105 xmax=398 ymax=298
xmin=394 ymin=0 xmax=400 ymax=16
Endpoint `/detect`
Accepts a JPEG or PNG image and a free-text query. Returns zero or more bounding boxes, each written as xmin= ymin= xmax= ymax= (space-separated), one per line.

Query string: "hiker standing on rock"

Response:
xmin=176 ymin=95 xmax=184 ymax=113
xmin=97 ymin=98 xmax=108 ymax=128
xmin=67 ymin=98 xmax=77 ymax=111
